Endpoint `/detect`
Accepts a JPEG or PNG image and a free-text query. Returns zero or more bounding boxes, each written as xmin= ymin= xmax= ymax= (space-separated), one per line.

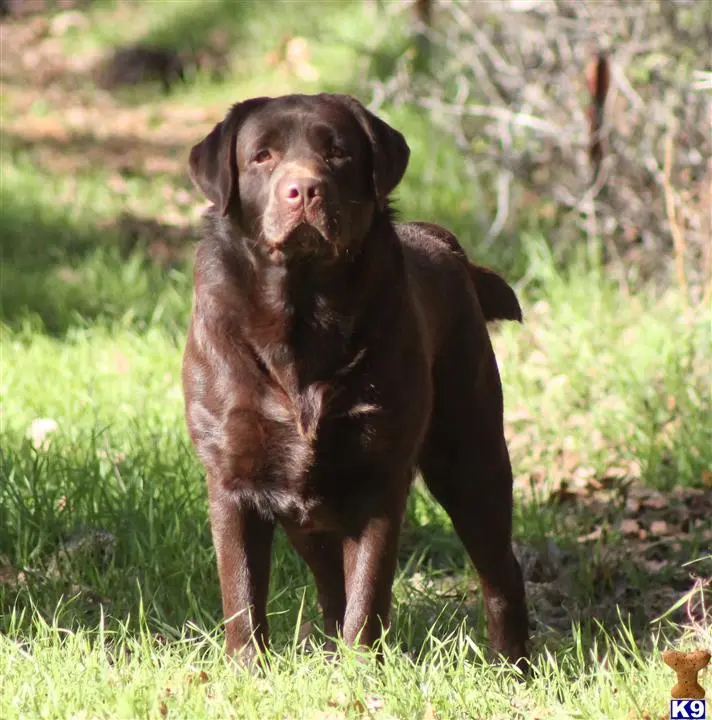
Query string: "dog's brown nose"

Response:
xmin=284 ymin=177 xmax=323 ymax=208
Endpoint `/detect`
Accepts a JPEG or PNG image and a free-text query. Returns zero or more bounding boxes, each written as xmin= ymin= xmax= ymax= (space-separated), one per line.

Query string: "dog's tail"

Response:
xmin=467 ymin=263 xmax=523 ymax=323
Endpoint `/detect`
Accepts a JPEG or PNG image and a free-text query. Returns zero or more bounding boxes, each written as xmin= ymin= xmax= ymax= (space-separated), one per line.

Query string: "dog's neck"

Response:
xmin=202 ymin=209 xmax=403 ymax=395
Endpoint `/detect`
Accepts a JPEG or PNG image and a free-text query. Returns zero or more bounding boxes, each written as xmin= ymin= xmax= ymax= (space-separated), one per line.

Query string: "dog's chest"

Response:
xmin=229 ymin=377 xmax=383 ymax=527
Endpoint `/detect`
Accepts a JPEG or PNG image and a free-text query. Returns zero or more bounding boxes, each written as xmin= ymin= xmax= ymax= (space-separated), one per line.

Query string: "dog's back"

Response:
xmin=397 ymin=221 xmax=521 ymax=332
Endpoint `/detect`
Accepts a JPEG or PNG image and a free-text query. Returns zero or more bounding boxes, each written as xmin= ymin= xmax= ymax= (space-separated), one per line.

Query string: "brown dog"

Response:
xmin=182 ymin=93 xmax=529 ymax=667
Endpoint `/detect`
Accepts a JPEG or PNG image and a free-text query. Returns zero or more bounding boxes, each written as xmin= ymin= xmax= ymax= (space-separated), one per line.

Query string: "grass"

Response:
xmin=1 ymin=1 xmax=710 ymax=718
xmin=0 ymin=615 xmax=678 ymax=719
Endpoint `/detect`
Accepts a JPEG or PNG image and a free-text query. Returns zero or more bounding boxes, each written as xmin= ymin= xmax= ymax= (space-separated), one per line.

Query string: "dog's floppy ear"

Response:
xmin=188 ymin=97 xmax=270 ymax=216
xmin=333 ymin=94 xmax=410 ymax=210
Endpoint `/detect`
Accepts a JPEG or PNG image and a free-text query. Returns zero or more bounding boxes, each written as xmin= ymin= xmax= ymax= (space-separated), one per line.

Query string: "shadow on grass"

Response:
xmin=139 ymin=0 xmax=255 ymax=54
xmin=397 ymin=482 xmax=705 ymax=656
xmin=0 ymin=0 xmax=106 ymax=18
xmin=0 ymin=189 xmax=194 ymax=336
xmin=2 ymin=131 xmax=189 ymax=177
xmin=0 ymin=113 xmax=526 ymax=337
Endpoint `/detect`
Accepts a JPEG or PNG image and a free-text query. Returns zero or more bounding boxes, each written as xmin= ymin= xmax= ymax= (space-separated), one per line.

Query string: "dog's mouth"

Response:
xmin=266 ymin=220 xmax=341 ymax=262
xmin=284 ymin=222 xmax=324 ymax=250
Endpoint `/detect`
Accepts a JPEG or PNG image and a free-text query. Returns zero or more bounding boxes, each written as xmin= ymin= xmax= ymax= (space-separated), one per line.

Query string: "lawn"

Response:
xmin=1 ymin=2 xmax=710 ymax=718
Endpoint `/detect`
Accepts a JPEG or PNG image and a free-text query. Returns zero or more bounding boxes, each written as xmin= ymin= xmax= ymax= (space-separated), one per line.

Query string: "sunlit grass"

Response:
xmin=0 ymin=608 xmax=681 ymax=720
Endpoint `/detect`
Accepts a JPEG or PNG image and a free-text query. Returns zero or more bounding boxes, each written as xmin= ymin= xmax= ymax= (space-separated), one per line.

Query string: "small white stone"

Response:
xmin=26 ymin=418 xmax=58 ymax=449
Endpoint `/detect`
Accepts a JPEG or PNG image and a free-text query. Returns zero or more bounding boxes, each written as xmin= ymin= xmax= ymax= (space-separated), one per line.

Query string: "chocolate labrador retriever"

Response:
xmin=182 ymin=93 xmax=529 ymax=667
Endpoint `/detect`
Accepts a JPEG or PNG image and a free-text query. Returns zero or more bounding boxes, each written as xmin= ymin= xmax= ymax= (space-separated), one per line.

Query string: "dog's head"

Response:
xmin=188 ymin=93 xmax=410 ymax=262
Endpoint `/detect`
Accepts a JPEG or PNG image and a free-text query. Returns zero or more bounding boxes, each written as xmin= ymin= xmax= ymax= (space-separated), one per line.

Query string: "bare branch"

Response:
xmin=366 ymin=1 xmax=710 ymax=294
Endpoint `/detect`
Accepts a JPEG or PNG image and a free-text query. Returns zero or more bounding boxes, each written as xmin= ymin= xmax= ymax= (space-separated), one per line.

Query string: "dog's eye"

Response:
xmin=326 ymin=146 xmax=348 ymax=162
xmin=252 ymin=149 xmax=272 ymax=164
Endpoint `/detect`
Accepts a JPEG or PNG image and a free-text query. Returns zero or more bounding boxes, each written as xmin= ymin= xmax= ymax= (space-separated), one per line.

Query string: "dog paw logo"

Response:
xmin=664 ymin=649 xmax=710 ymax=719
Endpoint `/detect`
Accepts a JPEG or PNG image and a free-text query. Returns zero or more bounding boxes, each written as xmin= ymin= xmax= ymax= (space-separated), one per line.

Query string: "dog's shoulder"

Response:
xmin=394 ymin=222 xmax=467 ymax=289
xmin=396 ymin=221 xmax=466 ymax=257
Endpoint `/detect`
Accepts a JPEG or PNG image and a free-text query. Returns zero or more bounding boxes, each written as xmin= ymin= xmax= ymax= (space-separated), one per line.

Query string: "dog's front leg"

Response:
xmin=208 ymin=481 xmax=275 ymax=662
xmin=342 ymin=496 xmax=406 ymax=649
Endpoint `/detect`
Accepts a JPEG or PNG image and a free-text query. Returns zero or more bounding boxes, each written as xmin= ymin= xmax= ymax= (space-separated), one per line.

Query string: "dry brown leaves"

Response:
xmin=0 ymin=11 xmax=217 ymax=271
xmin=264 ymin=35 xmax=320 ymax=82
xmin=1 ymin=7 xmax=222 ymax=188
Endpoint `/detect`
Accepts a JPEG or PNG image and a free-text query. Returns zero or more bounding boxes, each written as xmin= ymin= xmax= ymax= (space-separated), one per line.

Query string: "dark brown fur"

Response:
xmin=182 ymin=93 xmax=528 ymax=667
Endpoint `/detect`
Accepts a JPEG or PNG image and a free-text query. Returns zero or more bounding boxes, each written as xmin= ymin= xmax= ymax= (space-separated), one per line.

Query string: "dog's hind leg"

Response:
xmin=418 ymin=341 xmax=529 ymax=667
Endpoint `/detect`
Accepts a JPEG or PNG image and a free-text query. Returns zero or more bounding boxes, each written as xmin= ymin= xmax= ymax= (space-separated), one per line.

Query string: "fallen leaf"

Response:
xmin=626 ymin=497 xmax=641 ymax=513
xmin=286 ymin=37 xmax=310 ymax=65
xmin=327 ymin=691 xmax=348 ymax=709
xmin=112 ymin=351 xmax=131 ymax=376
xmin=0 ymin=555 xmax=22 ymax=589
xmin=96 ymin=447 xmax=127 ymax=464
xmin=49 ymin=10 xmax=89 ymax=36
xmin=107 ymin=174 xmax=128 ymax=193
xmin=143 ymin=156 xmax=182 ymax=175
xmin=351 ymin=699 xmax=366 ymax=714
xmin=26 ymin=418 xmax=58 ymax=449
xmin=642 ymin=558 xmax=669 ymax=572
xmin=264 ymin=50 xmax=280 ymax=68
xmin=578 ymin=526 xmax=604 ymax=543
xmin=650 ymin=520 xmax=669 ymax=536
xmin=620 ymin=518 xmax=640 ymax=536
xmin=605 ymin=465 xmax=629 ymax=481
xmin=56 ymin=267 xmax=83 ymax=285
xmin=641 ymin=493 xmax=667 ymax=510
xmin=365 ymin=695 xmax=385 ymax=712
xmin=423 ymin=702 xmax=440 ymax=720
xmin=174 ymin=189 xmax=192 ymax=206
